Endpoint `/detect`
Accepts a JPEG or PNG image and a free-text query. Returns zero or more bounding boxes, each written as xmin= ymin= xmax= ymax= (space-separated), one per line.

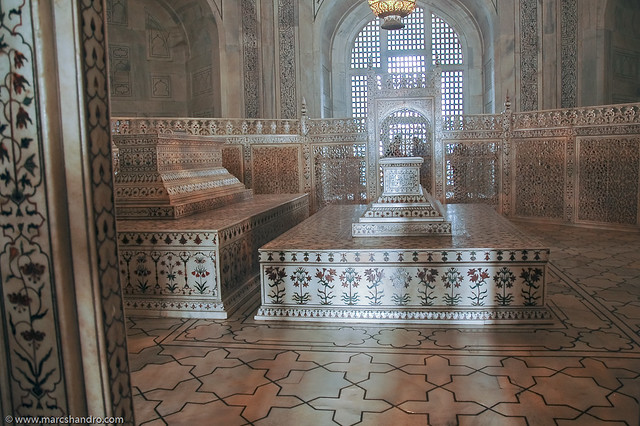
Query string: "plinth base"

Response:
xmin=118 ymin=194 xmax=309 ymax=318
xmin=257 ymin=204 xmax=552 ymax=324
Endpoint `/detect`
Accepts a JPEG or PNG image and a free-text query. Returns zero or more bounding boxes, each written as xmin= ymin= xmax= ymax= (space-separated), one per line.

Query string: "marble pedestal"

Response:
xmin=118 ymin=194 xmax=309 ymax=318
xmin=352 ymin=157 xmax=451 ymax=236
xmin=257 ymin=204 xmax=552 ymax=324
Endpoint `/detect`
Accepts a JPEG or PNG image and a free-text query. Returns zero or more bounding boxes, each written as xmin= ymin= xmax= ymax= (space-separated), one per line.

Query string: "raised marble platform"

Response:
xmin=118 ymin=194 xmax=309 ymax=318
xmin=256 ymin=204 xmax=552 ymax=324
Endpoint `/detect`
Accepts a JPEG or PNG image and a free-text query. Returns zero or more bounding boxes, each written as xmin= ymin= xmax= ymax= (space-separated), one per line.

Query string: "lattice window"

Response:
xmin=431 ymin=14 xmax=463 ymax=65
xmin=351 ymin=75 xmax=369 ymax=118
xmin=349 ymin=8 xmax=465 ymax=118
xmin=387 ymin=55 xmax=426 ymax=74
xmin=388 ymin=8 xmax=425 ymax=51
xmin=442 ymin=70 xmax=463 ymax=116
xmin=351 ymin=20 xmax=380 ymax=69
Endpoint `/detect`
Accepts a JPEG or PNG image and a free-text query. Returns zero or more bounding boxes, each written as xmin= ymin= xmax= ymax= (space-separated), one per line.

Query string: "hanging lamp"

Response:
xmin=367 ymin=0 xmax=416 ymax=30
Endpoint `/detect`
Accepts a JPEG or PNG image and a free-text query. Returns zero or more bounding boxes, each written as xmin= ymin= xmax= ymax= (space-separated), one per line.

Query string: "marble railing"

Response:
xmin=111 ymin=117 xmax=301 ymax=135
xmin=512 ymin=103 xmax=640 ymax=130
xmin=111 ymin=102 xmax=640 ymax=228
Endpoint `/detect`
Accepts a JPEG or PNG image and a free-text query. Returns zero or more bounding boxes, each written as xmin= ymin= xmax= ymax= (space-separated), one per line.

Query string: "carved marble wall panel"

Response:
xmin=192 ymin=67 xmax=213 ymax=97
xmin=278 ymin=0 xmax=298 ymax=119
xmin=222 ymin=144 xmax=245 ymax=183
xmin=520 ymin=0 xmax=539 ymax=111
xmin=151 ymin=75 xmax=171 ymax=98
xmin=612 ymin=49 xmax=639 ymax=82
xmin=251 ymin=145 xmax=302 ymax=194
xmin=577 ymin=137 xmax=640 ymax=225
xmin=312 ymin=144 xmax=367 ymax=210
xmin=561 ymin=0 xmax=577 ymax=108
xmin=112 ymin=117 xmax=301 ymax=136
xmin=513 ymin=138 xmax=566 ymax=219
xmin=445 ymin=140 xmax=500 ymax=204
xmin=106 ymin=0 xmax=128 ymax=26
xmin=146 ymin=11 xmax=171 ymax=59
xmin=513 ymin=105 xmax=640 ymax=130
xmin=1 ymin=0 xmax=133 ymax=420
xmin=109 ymin=44 xmax=132 ymax=97
xmin=242 ymin=0 xmax=259 ymax=118
xmin=313 ymin=0 xmax=325 ymax=17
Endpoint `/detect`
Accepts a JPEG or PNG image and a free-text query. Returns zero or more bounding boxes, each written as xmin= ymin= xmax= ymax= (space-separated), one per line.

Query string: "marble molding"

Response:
xmin=113 ymin=133 xmax=252 ymax=218
xmin=258 ymin=204 xmax=551 ymax=324
xmin=353 ymin=157 xmax=452 ymax=236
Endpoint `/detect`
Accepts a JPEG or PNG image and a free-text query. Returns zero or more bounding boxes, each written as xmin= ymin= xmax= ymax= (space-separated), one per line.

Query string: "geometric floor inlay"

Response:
xmin=128 ymin=221 xmax=640 ymax=425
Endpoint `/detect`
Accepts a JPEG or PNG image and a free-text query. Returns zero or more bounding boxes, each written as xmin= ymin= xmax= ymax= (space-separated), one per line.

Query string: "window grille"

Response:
xmin=349 ymin=8 xmax=465 ymax=119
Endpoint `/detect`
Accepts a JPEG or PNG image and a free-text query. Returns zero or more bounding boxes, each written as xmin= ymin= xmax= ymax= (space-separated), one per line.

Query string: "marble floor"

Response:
xmin=127 ymin=219 xmax=640 ymax=425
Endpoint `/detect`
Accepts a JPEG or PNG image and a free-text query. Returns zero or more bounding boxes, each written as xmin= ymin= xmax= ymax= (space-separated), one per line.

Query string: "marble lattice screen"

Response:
xmin=112 ymin=102 xmax=640 ymax=229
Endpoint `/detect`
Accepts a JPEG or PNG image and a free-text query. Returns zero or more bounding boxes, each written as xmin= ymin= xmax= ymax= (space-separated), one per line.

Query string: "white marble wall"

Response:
xmin=105 ymin=0 xmax=640 ymax=119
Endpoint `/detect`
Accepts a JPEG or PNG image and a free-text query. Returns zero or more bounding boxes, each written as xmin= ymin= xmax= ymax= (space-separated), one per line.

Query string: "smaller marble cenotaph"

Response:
xmin=352 ymin=157 xmax=452 ymax=236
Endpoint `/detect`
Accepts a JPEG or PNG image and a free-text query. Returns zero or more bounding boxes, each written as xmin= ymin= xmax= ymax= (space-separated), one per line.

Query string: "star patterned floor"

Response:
xmin=127 ymin=219 xmax=640 ymax=425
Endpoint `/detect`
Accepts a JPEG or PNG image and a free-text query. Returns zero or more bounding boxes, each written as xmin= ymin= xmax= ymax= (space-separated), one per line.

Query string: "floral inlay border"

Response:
xmin=0 ymin=0 xmax=66 ymax=415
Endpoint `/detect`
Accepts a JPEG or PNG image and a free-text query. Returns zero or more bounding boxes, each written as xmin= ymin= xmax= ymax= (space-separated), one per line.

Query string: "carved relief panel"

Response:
xmin=577 ymin=137 xmax=640 ymax=225
xmin=242 ymin=0 xmax=260 ymax=118
xmin=146 ymin=11 xmax=171 ymax=59
xmin=445 ymin=140 xmax=500 ymax=204
xmin=0 ymin=2 xmax=67 ymax=413
xmin=109 ymin=45 xmax=132 ymax=97
xmin=222 ymin=144 xmax=245 ymax=183
xmin=312 ymin=144 xmax=367 ymax=210
xmin=513 ymin=138 xmax=566 ymax=219
xmin=106 ymin=0 xmax=128 ymax=25
xmin=520 ymin=0 xmax=539 ymax=111
xmin=251 ymin=145 xmax=302 ymax=194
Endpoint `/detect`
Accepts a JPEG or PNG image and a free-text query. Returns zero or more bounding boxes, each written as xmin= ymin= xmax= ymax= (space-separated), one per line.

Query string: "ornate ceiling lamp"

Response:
xmin=368 ymin=0 xmax=416 ymax=30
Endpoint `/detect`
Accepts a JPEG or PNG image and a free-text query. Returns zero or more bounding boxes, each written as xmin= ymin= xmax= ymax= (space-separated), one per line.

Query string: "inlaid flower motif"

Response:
xmin=13 ymin=51 xmax=27 ymax=68
xmin=19 ymin=262 xmax=45 ymax=282
xmin=8 ymin=292 xmax=31 ymax=306
xmin=441 ymin=267 xmax=463 ymax=288
xmin=339 ymin=267 xmax=360 ymax=287
xmin=16 ymin=106 xmax=32 ymax=128
xmin=291 ymin=267 xmax=311 ymax=287
xmin=267 ymin=266 xmax=287 ymax=281
xmin=12 ymin=72 xmax=29 ymax=94
xmin=21 ymin=329 xmax=45 ymax=342
xmin=134 ymin=263 xmax=150 ymax=277
xmin=391 ymin=269 xmax=412 ymax=289
xmin=493 ymin=267 xmax=516 ymax=288
xmin=192 ymin=256 xmax=210 ymax=278
xmin=493 ymin=266 xmax=516 ymax=306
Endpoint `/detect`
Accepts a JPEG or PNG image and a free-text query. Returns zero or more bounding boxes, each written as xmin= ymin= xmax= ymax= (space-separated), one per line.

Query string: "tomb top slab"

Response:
xmin=117 ymin=194 xmax=308 ymax=232
xmin=262 ymin=204 xmax=547 ymax=253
